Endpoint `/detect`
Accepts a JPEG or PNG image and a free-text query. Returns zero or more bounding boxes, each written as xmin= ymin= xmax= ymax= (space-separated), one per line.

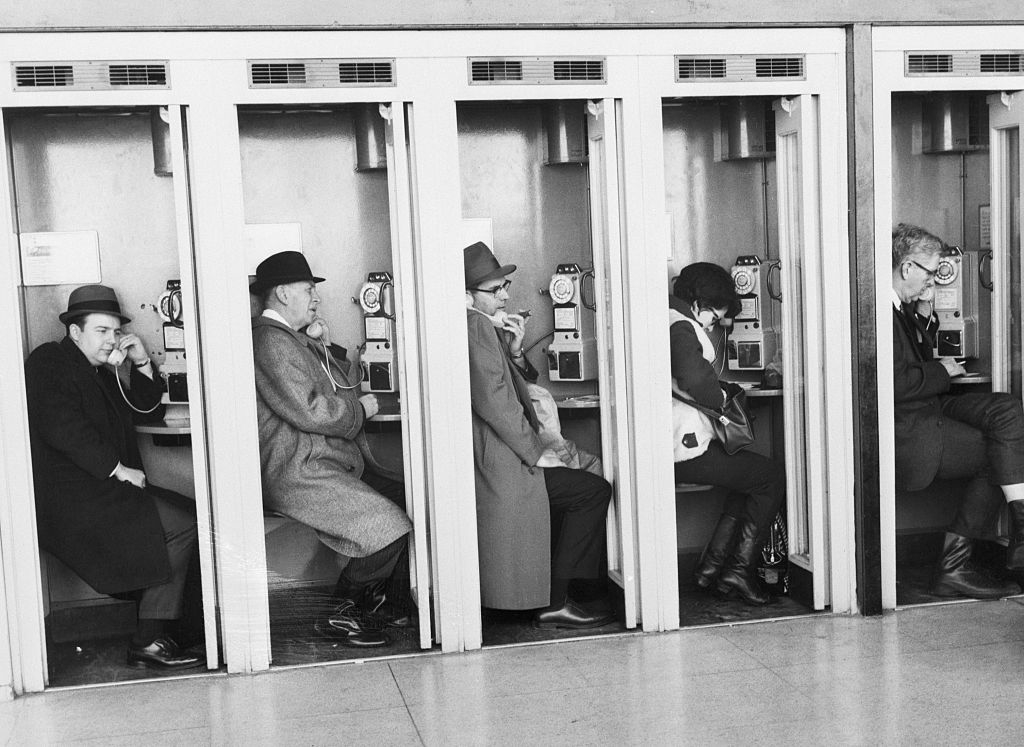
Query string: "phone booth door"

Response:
xmin=773 ymin=95 xmax=830 ymax=610
xmin=988 ymin=91 xmax=1024 ymax=399
xmin=586 ymin=99 xmax=639 ymax=628
xmin=382 ymin=103 xmax=434 ymax=649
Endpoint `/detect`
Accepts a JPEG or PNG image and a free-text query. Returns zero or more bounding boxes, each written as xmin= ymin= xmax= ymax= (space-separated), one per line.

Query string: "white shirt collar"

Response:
xmin=890 ymin=288 xmax=903 ymax=311
xmin=261 ymin=308 xmax=292 ymax=329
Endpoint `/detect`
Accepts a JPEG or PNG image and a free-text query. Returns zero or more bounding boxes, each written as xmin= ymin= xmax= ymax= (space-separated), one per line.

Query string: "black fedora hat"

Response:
xmin=250 ymin=251 xmax=325 ymax=294
xmin=58 ymin=285 xmax=131 ymax=325
xmin=464 ymin=241 xmax=516 ymax=289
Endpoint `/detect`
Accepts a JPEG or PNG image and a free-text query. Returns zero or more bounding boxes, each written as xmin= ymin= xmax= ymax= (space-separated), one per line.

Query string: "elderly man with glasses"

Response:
xmin=892 ymin=223 xmax=1024 ymax=598
xmin=464 ymin=241 xmax=615 ymax=629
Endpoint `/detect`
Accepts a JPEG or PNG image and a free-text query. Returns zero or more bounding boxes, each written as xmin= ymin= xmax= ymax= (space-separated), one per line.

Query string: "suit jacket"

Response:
xmin=25 ymin=337 xmax=172 ymax=594
xmin=252 ymin=315 xmax=411 ymax=558
xmin=892 ymin=306 xmax=951 ymax=491
xmin=466 ymin=310 xmax=550 ymax=610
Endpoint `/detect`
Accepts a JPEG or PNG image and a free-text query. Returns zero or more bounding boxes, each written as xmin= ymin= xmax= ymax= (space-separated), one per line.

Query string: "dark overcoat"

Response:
xmin=892 ymin=306 xmax=952 ymax=491
xmin=466 ymin=310 xmax=550 ymax=610
xmin=252 ymin=315 xmax=411 ymax=558
xmin=25 ymin=337 xmax=171 ymax=594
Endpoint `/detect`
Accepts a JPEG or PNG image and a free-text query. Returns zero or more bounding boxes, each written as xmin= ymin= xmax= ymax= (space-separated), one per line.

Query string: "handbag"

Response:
xmin=672 ymin=383 xmax=755 ymax=455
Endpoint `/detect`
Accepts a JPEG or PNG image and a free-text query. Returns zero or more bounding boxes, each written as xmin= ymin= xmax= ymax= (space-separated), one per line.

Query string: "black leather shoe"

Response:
xmin=314 ymin=599 xmax=390 ymax=648
xmin=931 ymin=532 xmax=1021 ymax=599
xmin=126 ymin=636 xmax=203 ymax=670
xmin=533 ymin=599 xmax=615 ymax=630
xmin=715 ymin=519 xmax=774 ymax=606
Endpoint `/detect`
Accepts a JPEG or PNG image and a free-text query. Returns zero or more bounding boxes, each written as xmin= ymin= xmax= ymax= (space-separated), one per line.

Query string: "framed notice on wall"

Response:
xmin=19 ymin=230 xmax=102 ymax=286
xmin=979 ymin=204 xmax=991 ymax=250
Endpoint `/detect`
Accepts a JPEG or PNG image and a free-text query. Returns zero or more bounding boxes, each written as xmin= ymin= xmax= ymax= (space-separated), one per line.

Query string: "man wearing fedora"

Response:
xmin=464 ymin=241 xmax=615 ymax=629
xmin=250 ymin=251 xmax=412 ymax=648
xmin=25 ymin=285 xmax=202 ymax=669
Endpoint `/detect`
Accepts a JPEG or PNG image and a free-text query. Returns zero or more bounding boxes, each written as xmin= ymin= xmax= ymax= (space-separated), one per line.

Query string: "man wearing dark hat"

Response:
xmin=25 ymin=285 xmax=202 ymax=669
xmin=250 ymin=251 xmax=412 ymax=648
xmin=464 ymin=241 xmax=615 ymax=629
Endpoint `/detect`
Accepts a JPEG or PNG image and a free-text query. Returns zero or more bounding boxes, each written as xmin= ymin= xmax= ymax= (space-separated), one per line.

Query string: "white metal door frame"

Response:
xmin=873 ymin=25 xmax=1024 ymax=609
xmin=634 ymin=36 xmax=853 ymax=629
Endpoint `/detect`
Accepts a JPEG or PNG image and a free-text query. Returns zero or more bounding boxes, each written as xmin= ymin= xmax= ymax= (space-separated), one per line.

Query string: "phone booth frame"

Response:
xmin=872 ymin=25 xmax=1024 ymax=609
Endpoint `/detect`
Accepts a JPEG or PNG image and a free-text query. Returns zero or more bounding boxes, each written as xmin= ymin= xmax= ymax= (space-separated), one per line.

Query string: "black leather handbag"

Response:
xmin=672 ymin=383 xmax=755 ymax=455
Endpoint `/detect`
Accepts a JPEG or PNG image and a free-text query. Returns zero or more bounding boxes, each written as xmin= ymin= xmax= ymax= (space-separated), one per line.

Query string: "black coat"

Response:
xmin=892 ymin=306 xmax=951 ymax=491
xmin=25 ymin=337 xmax=171 ymax=594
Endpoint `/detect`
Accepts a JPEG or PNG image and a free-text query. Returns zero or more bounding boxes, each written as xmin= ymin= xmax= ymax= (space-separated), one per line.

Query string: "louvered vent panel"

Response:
xmin=468 ymin=57 xmax=606 ymax=85
xmin=755 ymin=57 xmax=804 ymax=78
xmin=980 ymin=53 xmax=1024 ymax=73
xmin=677 ymin=58 xmax=727 ymax=79
xmin=338 ymin=61 xmax=393 ymax=84
xmin=248 ymin=59 xmax=395 ymax=88
xmin=906 ymin=51 xmax=1024 ymax=76
xmin=108 ymin=64 xmax=167 ymax=87
xmin=674 ymin=55 xmax=805 ymax=83
xmin=13 ymin=61 xmax=169 ymax=91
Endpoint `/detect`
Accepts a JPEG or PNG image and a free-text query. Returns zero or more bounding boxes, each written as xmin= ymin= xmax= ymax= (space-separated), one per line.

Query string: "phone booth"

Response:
xmin=438 ymin=49 xmax=640 ymax=646
xmin=220 ymin=64 xmax=435 ymax=663
xmin=0 ymin=60 xmax=220 ymax=688
xmin=873 ymin=26 xmax=1024 ymax=609
xmin=632 ymin=29 xmax=855 ymax=630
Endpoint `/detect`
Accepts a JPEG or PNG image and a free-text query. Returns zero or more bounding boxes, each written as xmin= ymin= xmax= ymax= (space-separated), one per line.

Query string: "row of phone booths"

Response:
xmin=1 ymin=24 xmax=1024 ymax=693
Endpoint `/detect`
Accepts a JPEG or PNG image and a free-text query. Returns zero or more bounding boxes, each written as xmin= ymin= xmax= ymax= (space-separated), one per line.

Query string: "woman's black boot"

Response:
xmin=1008 ymin=500 xmax=1024 ymax=570
xmin=715 ymin=520 xmax=772 ymax=606
xmin=694 ymin=514 xmax=738 ymax=589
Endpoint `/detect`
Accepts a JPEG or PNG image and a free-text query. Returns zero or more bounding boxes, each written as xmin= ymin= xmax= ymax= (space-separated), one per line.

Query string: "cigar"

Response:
xmin=517 ymin=309 xmax=532 ymax=319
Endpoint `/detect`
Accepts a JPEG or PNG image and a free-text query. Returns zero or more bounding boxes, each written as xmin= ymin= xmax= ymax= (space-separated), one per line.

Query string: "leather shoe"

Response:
xmin=126 ymin=636 xmax=203 ymax=670
xmin=314 ymin=599 xmax=390 ymax=648
xmin=533 ymin=599 xmax=615 ymax=630
xmin=362 ymin=580 xmax=415 ymax=629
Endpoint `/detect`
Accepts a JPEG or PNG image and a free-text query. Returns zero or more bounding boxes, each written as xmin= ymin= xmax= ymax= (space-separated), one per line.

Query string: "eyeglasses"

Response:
xmin=908 ymin=259 xmax=939 ymax=279
xmin=469 ymin=279 xmax=512 ymax=295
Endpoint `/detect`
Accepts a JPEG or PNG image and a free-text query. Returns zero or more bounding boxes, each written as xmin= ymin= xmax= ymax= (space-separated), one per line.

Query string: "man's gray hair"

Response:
xmin=892 ymin=223 xmax=944 ymax=268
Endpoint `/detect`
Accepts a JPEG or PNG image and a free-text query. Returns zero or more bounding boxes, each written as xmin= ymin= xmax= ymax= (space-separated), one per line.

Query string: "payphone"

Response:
xmin=727 ymin=256 xmax=779 ymax=371
xmin=546 ymin=263 xmax=598 ymax=382
xmin=157 ymin=279 xmax=189 ymax=423
xmin=931 ymin=246 xmax=979 ymax=359
xmin=358 ymin=272 xmax=399 ymax=393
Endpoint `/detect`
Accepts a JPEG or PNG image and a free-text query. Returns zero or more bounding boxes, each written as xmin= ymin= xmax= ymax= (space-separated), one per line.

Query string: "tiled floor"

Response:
xmin=4 ymin=598 xmax=1024 ymax=745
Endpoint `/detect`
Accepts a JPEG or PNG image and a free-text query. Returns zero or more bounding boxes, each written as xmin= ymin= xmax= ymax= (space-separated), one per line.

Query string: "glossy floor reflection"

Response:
xmin=7 ymin=599 xmax=1024 ymax=745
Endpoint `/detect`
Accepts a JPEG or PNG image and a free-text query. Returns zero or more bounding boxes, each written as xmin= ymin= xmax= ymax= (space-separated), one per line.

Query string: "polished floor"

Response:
xmin=4 ymin=598 xmax=1024 ymax=745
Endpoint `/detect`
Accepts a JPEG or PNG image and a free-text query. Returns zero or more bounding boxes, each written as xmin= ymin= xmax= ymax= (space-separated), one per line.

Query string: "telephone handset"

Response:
xmin=107 ymin=345 xmax=160 ymax=414
xmin=106 ymin=347 xmax=127 ymax=367
xmin=304 ymin=318 xmax=363 ymax=390
xmin=305 ymin=319 xmax=325 ymax=340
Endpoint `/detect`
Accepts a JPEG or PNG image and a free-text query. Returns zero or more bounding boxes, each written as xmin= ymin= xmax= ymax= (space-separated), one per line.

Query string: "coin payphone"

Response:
xmin=546 ymin=263 xmax=598 ymax=382
xmin=358 ymin=272 xmax=399 ymax=393
xmin=157 ymin=279 xmax=189 ymax=423
xmin=932 ymin=246 xmax=979 ymax=359
xmin=727 ymin=256 xmax=779 ymax=371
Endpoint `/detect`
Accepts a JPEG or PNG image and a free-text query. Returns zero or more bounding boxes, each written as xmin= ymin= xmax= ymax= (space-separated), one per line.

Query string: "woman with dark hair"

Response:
xmin=670 ymin=262 xmax=785 ymax=605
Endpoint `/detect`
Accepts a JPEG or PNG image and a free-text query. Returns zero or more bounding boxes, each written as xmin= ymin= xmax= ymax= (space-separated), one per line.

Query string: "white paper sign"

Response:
xmin=20 ymin=231 xmax=101 ymax=286
xmin=244 ymin=223 xmax=303 ymax=273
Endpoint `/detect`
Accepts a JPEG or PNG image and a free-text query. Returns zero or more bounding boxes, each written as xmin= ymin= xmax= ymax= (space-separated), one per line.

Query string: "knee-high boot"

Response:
xmin=1007 ymin=500 xmax=1024 ymax=570
xmin=715 ymin=519 xmax=772 ymax=606
xmin=694 ymin=514 xmax=738 ymax=589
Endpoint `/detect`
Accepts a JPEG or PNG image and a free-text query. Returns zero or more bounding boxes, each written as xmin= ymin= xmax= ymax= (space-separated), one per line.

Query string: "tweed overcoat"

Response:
xmin=252 ymin=315 xmax=411 ymax=557
xmin=25 ymin=337 xmax=172 ymax=593
xmin=466 ymin=310 xmax=550 ymax=610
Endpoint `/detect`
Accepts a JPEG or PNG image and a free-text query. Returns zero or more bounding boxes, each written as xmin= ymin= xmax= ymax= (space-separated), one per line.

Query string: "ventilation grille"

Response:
xmin=248 ymin=59 xmax=395 ymax=88
xmin=906 ymin=51 xmax=1024 ymax=76
xmin=468 ymin=57 xmax=606 ymax=85
xmin=675 ymin=55 xmax=805 ymax=82
xmin=12 ymin=61 xmax=170 ymax=91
